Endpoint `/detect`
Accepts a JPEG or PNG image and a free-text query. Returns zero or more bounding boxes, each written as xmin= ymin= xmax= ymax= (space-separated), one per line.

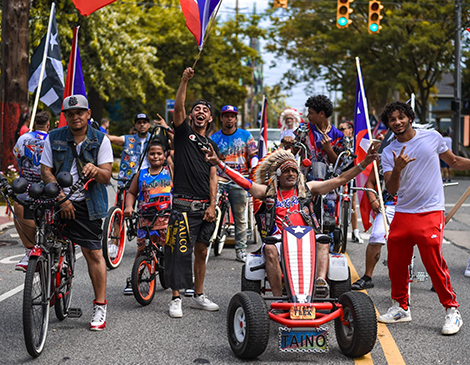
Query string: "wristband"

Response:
xmin=218 ymin=161 xmax=227 ymax=172
xmin=357 ymin=162 xmax=366 ymax=172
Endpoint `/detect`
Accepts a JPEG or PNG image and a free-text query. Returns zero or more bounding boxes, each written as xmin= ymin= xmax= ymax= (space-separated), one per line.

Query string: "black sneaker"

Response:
xmin=351 ymin=278 xmax=374 ymax=290
xmin=123 ymin=277 xmax=133 ymax=295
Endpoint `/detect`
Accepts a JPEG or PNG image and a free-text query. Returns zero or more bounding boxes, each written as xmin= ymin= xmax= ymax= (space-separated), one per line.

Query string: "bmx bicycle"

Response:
xmin=227 ymin=226 xmax=377 ymax=359
xmin=130 ymin=208 xmax=170 ymax=306
xmin=0 ymin=172 xmax=89 ymax=357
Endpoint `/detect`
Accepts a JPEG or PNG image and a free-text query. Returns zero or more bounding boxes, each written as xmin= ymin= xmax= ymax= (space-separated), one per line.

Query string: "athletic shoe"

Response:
xmin=442 ymin=307 xmax=462 ymax=335
xmin=15 ymin=250 xmax=30 ymax=272
xmin=351 ymin=278 xmax=374 ymax=290
xmin=169 ymin=298 xmax=183 ymax=318
xmin=123 ymin=277 xmax=133 ymax=295
xmin=235 ymin=249 xmax=247 ymax=263
xmin=190 ymin=294 xmax=219 ymax=311
xmin=314 ymin=277 xmax=330 ymax=298
xmin=464 ymin=258 xmax=470 ymax=278
xmin=351 ymin=230 xmax=364 ymax=244
xmin=184 ymin=288 xmax=195 ymax=297
xmin=378 ymin=300 xmax=411 ymax=323
xmin=90 ymin=301 xmax=107 ymax=331
xmin=108 ymin=244 xmax=118 ymax=259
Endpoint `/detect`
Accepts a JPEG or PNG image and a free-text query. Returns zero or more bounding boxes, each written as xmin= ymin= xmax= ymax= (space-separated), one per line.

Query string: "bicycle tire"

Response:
xmin=341 ymin=200 xmax=350 ymax=253
xmin=102 ymin=206 xmax=127 ymax=269
xmin=23 ymin=255 xmax=50 ymax=358
xmin=214 ymin=203 xmax=229 ymax=256
xmin=158 ymin=253 xmax=169 ymax=289
xmin=131 ymin=255 xmax=156 ymax=306
xmin=55 ymin=240 xmax=75 ymax=321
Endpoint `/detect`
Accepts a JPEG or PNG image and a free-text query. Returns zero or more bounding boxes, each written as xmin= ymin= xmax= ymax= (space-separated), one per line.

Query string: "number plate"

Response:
xmin=279 ymin=327 xmax=328 ymax=353
xmin=289 ymin=305 xmax=315 ymax=320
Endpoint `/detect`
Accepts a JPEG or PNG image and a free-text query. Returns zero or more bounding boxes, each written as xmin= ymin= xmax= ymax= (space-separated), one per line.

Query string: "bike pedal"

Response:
xmin=68 ymin=308 xmax=83 ymax=318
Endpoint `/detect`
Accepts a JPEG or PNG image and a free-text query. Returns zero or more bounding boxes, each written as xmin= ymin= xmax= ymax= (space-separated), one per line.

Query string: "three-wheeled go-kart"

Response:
xmin=227 ymin=225 xmax=377 ymax=359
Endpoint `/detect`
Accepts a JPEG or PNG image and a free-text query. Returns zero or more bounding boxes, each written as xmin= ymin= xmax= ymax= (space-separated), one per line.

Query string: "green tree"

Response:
xmin=266 ymin=1 xmax=469 ymax=122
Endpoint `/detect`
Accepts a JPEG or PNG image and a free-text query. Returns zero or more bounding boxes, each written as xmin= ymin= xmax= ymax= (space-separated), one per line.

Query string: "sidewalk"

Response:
xmin=0 ymin=205 xmax=14 ymax=231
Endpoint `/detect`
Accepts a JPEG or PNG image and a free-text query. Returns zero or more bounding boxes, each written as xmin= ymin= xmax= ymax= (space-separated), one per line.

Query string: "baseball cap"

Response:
xmin=191 ymin=99 xmax=213 ymax=116
xmin=62 ymin=95 xmax=89 ymax=112
xmin=221 ymin=105 xmax=238 ymax=114
xmin=134 ymin=113 xmax=150 ymax=123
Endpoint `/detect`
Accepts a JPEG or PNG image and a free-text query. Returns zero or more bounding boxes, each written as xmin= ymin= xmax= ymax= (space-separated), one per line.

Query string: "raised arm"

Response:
xmin=106 ymin=134 xmax=125 ymax=146
xmin=174 ymin=68 xmax=194 ymax=128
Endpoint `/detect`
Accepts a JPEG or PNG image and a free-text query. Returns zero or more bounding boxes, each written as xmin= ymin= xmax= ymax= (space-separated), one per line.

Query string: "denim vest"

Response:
xmin=48 ymin=126 xmax=108 ymax=220
xmin=118 ymin=134 xmax=150 ymax=183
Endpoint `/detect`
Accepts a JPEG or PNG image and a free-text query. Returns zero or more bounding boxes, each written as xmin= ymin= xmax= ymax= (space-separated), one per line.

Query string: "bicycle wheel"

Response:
xmin=214 ymin=203 xmax=229 ymax=256
xmin=157 ymin=253 xmax=169 ymax=290
xmin=341 ymin=200 xmax=350 ymax=253
xmin=55 ymin=240 xmax=75 ymax=321
xmin=23 ymin=255 xmax=50 ymax=358
xmin=102 ymin=206 xmax=127 ymax=269
xmin=131 ymin=255 xmax=156 ymax=306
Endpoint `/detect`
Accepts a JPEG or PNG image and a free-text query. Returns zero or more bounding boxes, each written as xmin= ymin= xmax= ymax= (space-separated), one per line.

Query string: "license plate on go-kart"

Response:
xmin=279 ymin=327 xmax=328 ymax=353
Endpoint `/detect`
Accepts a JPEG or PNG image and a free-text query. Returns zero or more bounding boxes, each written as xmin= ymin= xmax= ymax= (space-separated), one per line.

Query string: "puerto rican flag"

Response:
xmin=58 ymin=27 xmax=87 ymax=128
xmin=180 ymin=0 xmax=221 ymax=50
xmin=72 ymin=0 xmax=118 ymax=16
xmin=354 ymin=73 xmax=373 ymax=231
xmin=258 ymin=96 xmax=268 ymax=159
xmin=281 ymin=226 xmax=316 ymax=303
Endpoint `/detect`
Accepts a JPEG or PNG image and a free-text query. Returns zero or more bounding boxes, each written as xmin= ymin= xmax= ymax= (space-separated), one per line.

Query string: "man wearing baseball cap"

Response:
xmin=41 ymin=94 xmax=114 ymax=330
xmin=211 ymin=105 xmax=258 ymax=262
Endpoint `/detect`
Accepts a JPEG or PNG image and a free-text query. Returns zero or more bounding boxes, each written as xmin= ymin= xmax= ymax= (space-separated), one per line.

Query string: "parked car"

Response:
xmin=246 ymin=128 xmax=281 ymax=152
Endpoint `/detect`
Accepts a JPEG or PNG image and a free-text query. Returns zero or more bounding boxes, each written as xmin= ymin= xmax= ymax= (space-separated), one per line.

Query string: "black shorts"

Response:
xmin=62 ymin=200 xmax=103 ymax=250
xmin=183 ymin=210 xmax=216 ymax=247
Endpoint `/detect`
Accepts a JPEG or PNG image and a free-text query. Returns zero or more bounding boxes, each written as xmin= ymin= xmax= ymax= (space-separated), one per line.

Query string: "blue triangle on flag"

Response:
xmin=284 ymin=226 xmax=313 ymax=239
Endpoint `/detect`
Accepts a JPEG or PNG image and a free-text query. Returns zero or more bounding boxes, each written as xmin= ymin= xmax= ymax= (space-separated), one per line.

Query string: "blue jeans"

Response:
xmin=226 ymin=183 xmax=247 ymax=251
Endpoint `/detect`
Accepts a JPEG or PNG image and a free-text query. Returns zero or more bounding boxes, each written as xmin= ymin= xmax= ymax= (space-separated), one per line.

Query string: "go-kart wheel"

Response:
xmin=227 ymin=292 xmax=269 ymax=359
xmin=335 ymin=291 xmax=377 ymax=357
xmin=329 ymin=267 xmax=351 ymax=299
xmin=241 ymin=265 xmax=261 ymax=293
xmin=332 ymin=228 xmax=343 ymax=254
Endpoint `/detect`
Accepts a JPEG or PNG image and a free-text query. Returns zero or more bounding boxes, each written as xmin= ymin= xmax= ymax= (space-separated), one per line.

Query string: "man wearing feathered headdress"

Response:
xmin=203 ymin=142 xmax=379 ymax=298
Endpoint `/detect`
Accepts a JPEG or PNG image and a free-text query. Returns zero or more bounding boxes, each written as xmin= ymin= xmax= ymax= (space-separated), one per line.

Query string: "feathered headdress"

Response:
xmin=278 ymin=108 xmax=302 ymax=132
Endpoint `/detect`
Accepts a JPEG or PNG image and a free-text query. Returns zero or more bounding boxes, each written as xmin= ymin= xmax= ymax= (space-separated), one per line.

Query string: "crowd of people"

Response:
xmin=9 ymin=67 xmax=469 ymax=336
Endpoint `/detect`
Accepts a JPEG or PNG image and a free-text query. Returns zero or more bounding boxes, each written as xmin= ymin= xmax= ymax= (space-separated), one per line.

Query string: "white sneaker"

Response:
xmin=15 ymin=250 xmax=30 ymax=272
xmin=352 ymin=230 xmax=364 ymax=244
xmin=169 ymin=298 xmax=183 ymax=318
xmin=90 ymin=301 xmax=107 ymax=331
xmin=190 ymin=294 xmax=219 ymax=311
xmin=235 ymin=249 xmax=247 ymax=263
xmin=108 ymin=244 xmax=118 ymax=259
xmin=464 ymin=258 xmax=470 ymax=278
xmin=378 ymin=300 xmax=411 ymax=323
xmin=442 ymin=307 xmax=462 ymax=335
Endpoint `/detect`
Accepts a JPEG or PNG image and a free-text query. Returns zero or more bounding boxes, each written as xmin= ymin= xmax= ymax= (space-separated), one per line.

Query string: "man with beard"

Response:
xmin=210 ymin=105 xmax=258 ymax=262
xmin=378 ymin=101 xmax=470 ymax=335
xmin=166 ymin=67 xmax=220 ymax=318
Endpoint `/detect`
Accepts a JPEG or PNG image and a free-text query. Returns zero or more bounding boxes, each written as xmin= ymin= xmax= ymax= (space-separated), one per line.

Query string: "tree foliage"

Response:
xmin=27 ymin=0 xmax=263 ymax=134
xmin=266 ymin=0 xmax=469 ymax=122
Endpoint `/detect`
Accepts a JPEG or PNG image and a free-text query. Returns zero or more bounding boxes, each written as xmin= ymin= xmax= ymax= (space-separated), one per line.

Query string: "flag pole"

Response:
xmin=30 ymin=2 xmax=56 ymax=131
xmin=355 ymin=57 xmax=388 ymax=237
xmin=192 ymin=0 xmax=224 ymax=69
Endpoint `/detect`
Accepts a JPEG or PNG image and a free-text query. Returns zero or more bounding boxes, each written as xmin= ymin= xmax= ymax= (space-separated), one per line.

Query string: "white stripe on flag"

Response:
xmin=41 ymin=88 xmax=60 ymax=106
xmin=28 ymin=65 xmax=43 ymax=93
xmin=49 ymin=57 xmax=65 ymax=86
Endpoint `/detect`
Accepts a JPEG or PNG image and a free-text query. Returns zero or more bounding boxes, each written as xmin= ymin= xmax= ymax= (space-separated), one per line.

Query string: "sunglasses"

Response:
xmin=339 ymin=127 xmax=351 ymax=131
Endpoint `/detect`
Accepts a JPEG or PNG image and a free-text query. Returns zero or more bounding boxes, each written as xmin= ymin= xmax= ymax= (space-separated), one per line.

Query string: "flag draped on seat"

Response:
xmin=58 ymin=27 xmax=87 ymax=128
xmin=354 ymin=73 xmax=373 ymax=231
xmin=180 ymin=0 xmax=222 ymax=50
xmin=71 ymin=0 xmax=118 ymax=16
xmin=28 ymin=7 xmax=64 ymax=116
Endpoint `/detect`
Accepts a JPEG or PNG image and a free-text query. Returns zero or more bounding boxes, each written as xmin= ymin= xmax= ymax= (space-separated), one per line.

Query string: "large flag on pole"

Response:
xmin=180 ymin=0 xmax=222 ymax=50
xmin=354 ymin=72 xmax=374 ymax=231
xmin=58 ymin=27 xmax=87 ymax=128
xmin=72 ymin=0 xmax=118 ymax=16
xmin=28 ymin=4 xmax=64 ymax=116
xmin=258 ymin=96 xmax=268 ymax=160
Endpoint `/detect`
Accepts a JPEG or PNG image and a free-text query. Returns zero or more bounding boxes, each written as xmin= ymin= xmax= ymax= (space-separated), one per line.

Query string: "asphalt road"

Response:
xmin=0 ymin=179 xmax=469 ymax=364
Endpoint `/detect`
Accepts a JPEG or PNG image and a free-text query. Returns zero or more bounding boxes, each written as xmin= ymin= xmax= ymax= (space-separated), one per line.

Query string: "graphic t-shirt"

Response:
xmin=272 ymin=189 xmax=307 ymax=236
xmin=173 ymin=119 xmax=219 ymax=200
xmin=137 ymin=166 xmax=173 ymax=211
xmin=210 ymin=129 xmax=257 ymax=177
xmin=13 ymin=131 xmax=48 ymax=183
xmin=295 ymin=123 xmax=344 ymax=164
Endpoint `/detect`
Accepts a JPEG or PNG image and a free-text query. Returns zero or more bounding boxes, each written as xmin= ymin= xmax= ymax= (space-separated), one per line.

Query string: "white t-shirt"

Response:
xmin=139 ymin=137 xmax=149 ymax=169
xmin=382 ymin=129 xmax=448 ymax=213
xmin=41 ymin=133 xmax=114 ymax=201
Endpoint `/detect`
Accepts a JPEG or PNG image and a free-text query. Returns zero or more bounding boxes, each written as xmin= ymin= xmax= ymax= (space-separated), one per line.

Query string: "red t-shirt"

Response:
xmin=19 ymin=125 xmax=29 ymax=136
xmin=273 ymin=189 xmax=307 ymax=236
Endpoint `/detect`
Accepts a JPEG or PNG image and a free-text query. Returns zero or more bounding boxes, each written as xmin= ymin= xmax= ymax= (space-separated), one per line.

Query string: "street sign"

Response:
xmin=165 ymin=99 xmax=175 ymax=123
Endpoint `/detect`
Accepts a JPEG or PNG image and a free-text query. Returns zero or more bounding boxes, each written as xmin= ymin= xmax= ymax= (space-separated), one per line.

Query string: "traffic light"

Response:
xmin=368 ymin=1 xmax=383 ymax=34
xmin=336 ymin=0 xmax=353 ymax=29
xmin=274 ymin=0 xmax=288 ymax=8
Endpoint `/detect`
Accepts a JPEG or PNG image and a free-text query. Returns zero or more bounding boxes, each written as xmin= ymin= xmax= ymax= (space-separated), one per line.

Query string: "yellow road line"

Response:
xmin=345 ymin=253 xmax=406 ymax=365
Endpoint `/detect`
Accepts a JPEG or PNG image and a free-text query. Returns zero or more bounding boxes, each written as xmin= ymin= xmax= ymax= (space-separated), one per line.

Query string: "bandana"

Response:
xmin=279 ymin=160 xmax=299 ymax=174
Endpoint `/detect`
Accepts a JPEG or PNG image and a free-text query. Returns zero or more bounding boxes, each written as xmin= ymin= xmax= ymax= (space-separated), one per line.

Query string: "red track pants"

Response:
xmin=387 ymin=211 xmax=459 ymax=310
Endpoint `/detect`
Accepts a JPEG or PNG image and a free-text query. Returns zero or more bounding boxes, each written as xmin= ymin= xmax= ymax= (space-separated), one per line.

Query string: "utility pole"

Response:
xmin=452 ymin=0 xmax=461 ymax=154
xmin=0 ymin=0 xmax=31 ymax=171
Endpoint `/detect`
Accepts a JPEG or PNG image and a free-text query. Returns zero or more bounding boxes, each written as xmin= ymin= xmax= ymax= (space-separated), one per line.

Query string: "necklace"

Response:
xmin=149 ymin=166 xmax=163 ymax=176
xmin=195 ymin=133 xmax=210 ymax=149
